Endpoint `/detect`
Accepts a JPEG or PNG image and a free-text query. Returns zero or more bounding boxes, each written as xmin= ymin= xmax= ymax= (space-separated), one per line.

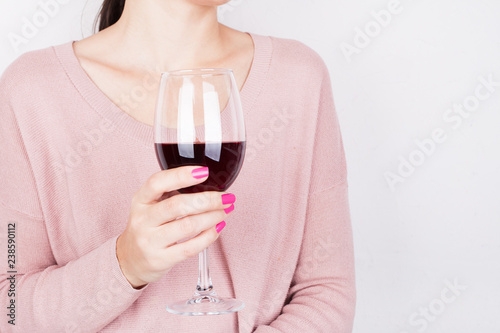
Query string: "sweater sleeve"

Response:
xmin=254 ymin=62 xmax=356 ymax=332
xmin=0 ymin=83 xmax=146 ymax=332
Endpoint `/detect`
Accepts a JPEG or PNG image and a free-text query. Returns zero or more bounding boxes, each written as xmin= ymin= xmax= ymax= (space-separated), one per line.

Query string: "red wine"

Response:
xmin=155 ymin=142 xmax=246 ymax=193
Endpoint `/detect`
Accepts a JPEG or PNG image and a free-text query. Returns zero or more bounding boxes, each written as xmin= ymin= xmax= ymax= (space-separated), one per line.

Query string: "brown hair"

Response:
xmin=96 ymin=0 xmax=126 ymax=31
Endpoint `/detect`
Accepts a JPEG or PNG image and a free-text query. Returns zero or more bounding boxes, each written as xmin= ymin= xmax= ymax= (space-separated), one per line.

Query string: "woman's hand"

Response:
xmin=116 ymin=166 xmax=235 ymax=289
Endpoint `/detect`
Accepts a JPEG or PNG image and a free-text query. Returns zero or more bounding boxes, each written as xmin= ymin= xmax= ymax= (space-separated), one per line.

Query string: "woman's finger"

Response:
xmin=163 ymin=225 xmax=224 ymax=265
xmin=150 ymin=208 xmax=229 ymax=248
xmin=147 ymin=191 xmax=235 ymax=227
xmin=133 ymin=166 xmax=209 ymax=204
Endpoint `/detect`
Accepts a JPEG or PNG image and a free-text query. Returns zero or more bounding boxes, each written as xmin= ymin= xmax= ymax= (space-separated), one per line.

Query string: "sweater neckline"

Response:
xmin=54 ymin=32 xmax=273 ymax=147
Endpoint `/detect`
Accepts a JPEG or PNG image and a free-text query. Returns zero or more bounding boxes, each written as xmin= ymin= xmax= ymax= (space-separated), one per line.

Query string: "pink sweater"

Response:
xmin=0 ymin=33 xmax=355 ymax=332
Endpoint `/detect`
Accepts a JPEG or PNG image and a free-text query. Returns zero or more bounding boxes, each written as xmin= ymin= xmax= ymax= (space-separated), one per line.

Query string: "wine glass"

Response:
xmin=154 ymin=69 xmax=246 ymax=315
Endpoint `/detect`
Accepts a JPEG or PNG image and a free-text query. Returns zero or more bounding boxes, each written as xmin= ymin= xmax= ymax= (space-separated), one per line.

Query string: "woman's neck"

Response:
xmin=105 ymin=0 xmax=225 ymax=71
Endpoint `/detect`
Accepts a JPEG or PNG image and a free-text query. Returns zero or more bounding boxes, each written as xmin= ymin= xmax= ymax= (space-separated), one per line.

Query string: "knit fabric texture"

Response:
xmin=0 ymin=33 xmax=355 ymax=332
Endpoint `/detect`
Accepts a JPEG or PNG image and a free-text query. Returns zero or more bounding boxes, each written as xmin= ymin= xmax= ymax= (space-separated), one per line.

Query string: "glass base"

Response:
xmin=166 ymin=293 xmax=244 ymax=316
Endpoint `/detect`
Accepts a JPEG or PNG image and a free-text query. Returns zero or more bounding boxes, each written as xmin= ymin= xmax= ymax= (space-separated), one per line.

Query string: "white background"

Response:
xmin=1 ymin=1 xmax=500 ymax=332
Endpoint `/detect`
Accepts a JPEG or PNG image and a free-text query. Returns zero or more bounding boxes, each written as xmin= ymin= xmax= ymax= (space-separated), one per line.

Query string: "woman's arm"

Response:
xmin=254 ymin=183 xmax=355 ymax=333
xmin=254 ymin=62 xmax=356 ymax=332
xmin=0 ymin=215 xmax=144 ymax=332
xmin=0 ymin=91 xmax=145 ymax=332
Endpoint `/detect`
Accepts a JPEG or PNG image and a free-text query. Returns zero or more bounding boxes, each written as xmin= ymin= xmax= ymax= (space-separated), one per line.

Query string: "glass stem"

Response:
xmin=196 ymin=248 xmax=215 ymax=296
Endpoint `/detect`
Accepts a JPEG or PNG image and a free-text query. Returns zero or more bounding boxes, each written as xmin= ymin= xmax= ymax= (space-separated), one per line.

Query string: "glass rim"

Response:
xmin=160 ymin=68 xmax=234 ymax=77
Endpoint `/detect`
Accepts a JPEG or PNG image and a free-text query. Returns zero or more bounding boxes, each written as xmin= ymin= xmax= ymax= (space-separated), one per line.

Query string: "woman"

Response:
xmin=0 ymin=0 xmax=355 ymax=332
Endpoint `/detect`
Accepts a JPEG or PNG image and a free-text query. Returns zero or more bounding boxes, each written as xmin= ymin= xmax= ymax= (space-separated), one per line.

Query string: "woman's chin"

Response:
xmin=190 ymin=0 xmax=232 ymax=7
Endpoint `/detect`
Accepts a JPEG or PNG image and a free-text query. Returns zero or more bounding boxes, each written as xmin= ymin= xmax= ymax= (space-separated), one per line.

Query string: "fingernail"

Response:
xmin=221 ymin=193 xmax=236 ymax=205
xmin=216 ymin=221 xmax=226 ymax=233
xmin=224 ymin=204 xmax=234 ymax=214
xmin=192 ymin=167 xmax=208 ymax=179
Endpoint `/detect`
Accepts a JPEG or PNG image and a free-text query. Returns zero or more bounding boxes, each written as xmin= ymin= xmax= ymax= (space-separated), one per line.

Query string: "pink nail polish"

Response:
xmin=216 ymin=221 xmax=226 ymax=233
xmin=221 ymin=193 xmax=236 ymax=205
xmin=192 ymin=167 xmax=208 ymax=179
xmin=224 ymin=204 xmax=234 ymax=214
